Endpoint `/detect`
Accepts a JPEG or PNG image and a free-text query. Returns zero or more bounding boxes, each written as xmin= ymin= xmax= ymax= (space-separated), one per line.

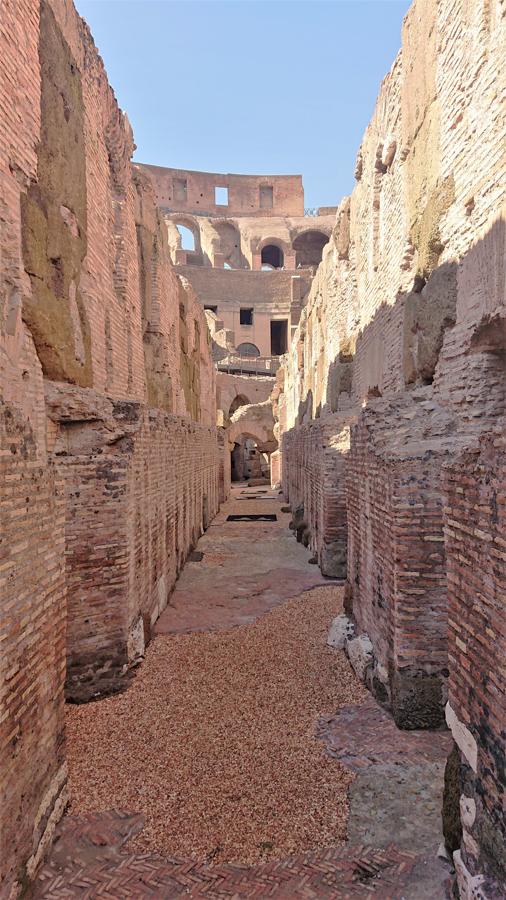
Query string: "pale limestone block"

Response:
xmin=460 ymin=795 xmax=477 ymax=829
xmin=453 ymin=850 xmax=487 ymax=900
xmin=327 ymin=614 xmax=354 ymax=650
xmin=347 ymin=633 xmax=373 ymax=681
xmin=445 ymin=703 xmax=478 ymax=772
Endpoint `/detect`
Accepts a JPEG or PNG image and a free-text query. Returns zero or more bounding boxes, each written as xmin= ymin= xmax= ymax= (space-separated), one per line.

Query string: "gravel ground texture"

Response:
xmin=66 ymin=585 xmax=368 ymax=866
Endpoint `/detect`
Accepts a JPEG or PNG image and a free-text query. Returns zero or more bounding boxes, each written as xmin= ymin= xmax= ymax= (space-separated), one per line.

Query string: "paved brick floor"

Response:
xmin=33 ymin=810 xmax=429 ymax=898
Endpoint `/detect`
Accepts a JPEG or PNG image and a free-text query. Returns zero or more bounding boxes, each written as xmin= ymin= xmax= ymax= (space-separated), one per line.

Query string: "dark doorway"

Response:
xmin=293 ymin=230 xmax=330 ymax=267
xmin=271 ymin=319 xmax=288 ymax=355
xmin=261 ymin=244 xmax=284 ymax=269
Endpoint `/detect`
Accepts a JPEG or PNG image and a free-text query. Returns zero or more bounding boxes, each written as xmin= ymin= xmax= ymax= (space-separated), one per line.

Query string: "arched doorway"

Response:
xmin=261 ymin=244 xmax=284 ymax=269
xmin=230 ymin=435 xmax=271 ymax=483
xmin=293 ymin=230 xmax=330 ymax=267
xmin=175 ymin=224 xmax=196 ymax=251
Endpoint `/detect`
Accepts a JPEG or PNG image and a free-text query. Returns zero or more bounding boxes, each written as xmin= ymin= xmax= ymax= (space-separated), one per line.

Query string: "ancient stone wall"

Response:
xmin=278 ymin=0 xmax=505 ymax=890
xmin=1 ymin=0 xmax=219 ymax=893
xmin=136 ymin=164 xmax=304 ymax=217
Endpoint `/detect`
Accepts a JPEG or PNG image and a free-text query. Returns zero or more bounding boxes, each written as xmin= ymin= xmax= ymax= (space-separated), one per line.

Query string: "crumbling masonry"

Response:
xmin=1 ymin=0 xmax=504 ymax=897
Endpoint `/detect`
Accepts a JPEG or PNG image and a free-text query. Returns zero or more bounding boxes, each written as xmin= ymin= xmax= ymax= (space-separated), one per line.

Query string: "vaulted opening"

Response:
xmin=261 ymin=244 xmax=284 ymax=269
xmin=293 ymin=230 xmax=330 ymax=267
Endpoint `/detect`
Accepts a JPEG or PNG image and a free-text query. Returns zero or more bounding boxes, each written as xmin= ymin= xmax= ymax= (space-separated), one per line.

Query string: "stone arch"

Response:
xmin=228 ymin=400 xmax=277 ymax=450
xmin=292 ymin=229 xmax=331 ymax=267
xmin=166 ymin=214 xmax=203 ymax=263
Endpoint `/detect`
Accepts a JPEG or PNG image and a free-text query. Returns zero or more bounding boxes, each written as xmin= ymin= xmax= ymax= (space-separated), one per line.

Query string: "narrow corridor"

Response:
xmin=34 ymin=487 xmax=453 ymax=898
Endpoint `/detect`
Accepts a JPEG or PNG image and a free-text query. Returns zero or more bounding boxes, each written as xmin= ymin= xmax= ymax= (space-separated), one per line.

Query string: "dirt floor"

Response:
xmin=35 ymin=485 xmax=453 ymax=897
xmin=67 ymin=579 xmax=366 ymax=865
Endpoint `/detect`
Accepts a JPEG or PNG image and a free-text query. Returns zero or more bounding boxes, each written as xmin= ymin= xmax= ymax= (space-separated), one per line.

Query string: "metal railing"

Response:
xmin=216 ymin=355 xmax=280 ymax=376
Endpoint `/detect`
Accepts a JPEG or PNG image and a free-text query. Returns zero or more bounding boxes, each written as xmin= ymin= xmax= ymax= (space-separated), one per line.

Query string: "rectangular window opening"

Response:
xmin=215 ymin=185 xmax=229 ymax=206
xmin=270 ymin=319 xmax=288 ymax=355
xmin=240 ymin=307 xmax=254 ymax=326
xmin=259 ymin=185 xmax=273 ymax=209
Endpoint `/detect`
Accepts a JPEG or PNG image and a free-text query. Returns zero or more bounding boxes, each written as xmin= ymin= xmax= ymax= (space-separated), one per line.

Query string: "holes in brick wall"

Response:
xmin=173 ymin=177 xmax=187 ymax=203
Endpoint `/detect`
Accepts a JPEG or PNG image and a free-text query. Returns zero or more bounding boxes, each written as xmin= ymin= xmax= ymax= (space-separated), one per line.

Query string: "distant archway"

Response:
xmin=237 ymin=342 xmax=260 ymax=358
xmin=261 ymin=244 xmax=284 ymax=269
xmin=293 ymin=230 xmax=330 ymax=267
xmin=168 ymin=215 xmax=201 ymax=257
xmin=176 ymin=224 xmax=195 ymax=251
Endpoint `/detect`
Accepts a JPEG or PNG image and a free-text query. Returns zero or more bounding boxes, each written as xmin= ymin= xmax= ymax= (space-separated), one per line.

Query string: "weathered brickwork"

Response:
xmin=44 ymin=385 xmax=220 ymax=702
xmin=275 ymin=0 xmax=505 ymax=890
xmin=282 ymin=418 xmax=350 ymax=577
xmin=1 ymin=0 xmax=219 ymax=894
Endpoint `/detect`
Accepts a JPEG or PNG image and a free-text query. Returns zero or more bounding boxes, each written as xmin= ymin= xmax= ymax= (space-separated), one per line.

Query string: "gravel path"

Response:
xmin=67 ymin=585 xmax=367 ymax=866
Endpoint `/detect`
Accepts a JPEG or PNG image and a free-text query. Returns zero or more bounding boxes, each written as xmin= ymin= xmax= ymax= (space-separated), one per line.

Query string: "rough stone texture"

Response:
xmin=442 ymin=743 xmax=463 ymax=857
xmin=2 ymin=0 xmax=505 ymax=895
xmin=155 ymin=486 xmax=327 ymax=635
xmin=45 ymin=385 xmax=220 ymax=701
xmin=274 ymin=0 xmax=505 ymax=889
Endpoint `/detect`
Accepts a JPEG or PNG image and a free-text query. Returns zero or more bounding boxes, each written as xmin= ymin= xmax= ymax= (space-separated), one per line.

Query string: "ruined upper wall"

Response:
xmin=1 ymin=0 xmax=216 ymax=427
xmin=282 ymin=0 xmax=506 ymax=427
xmin=136 ymin=164 xmax=304 ymax=217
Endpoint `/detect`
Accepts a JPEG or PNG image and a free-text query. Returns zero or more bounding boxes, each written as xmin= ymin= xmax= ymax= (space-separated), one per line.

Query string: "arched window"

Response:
xmin=293 ymin=230 xmax=330 ymax=267
xmin=176 ymin=224 xmax=196 ymax=252
xmin=261 ymin=244 xmax=284 ymax=269
xmin=237 ymin=342 xmax=260 ymax=358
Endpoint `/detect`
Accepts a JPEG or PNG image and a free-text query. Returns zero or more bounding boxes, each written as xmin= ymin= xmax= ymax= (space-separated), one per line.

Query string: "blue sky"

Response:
xmin=75 ymin=0 xmax=411 ymax=208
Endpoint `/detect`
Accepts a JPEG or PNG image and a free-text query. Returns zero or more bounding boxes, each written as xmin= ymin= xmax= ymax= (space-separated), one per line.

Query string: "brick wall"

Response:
xmin=44 ymin=386 xmax=220 ymax=701
xmin=443 ymin=428 xmax=506 ymax=894
xmin=282 ymin=417 xmax=350 ymax=577
xmin=276 ymin=0 xmax=505 ymax=889
xmin=0 ymin=0 xmax=220 ymax=893
xmin=136 ymin=164 xmax=304 ymax=217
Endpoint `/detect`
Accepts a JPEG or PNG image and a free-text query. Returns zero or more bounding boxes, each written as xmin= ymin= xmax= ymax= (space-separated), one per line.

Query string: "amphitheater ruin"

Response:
xmin=1 ymin=0 xmax=505 ymax=897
